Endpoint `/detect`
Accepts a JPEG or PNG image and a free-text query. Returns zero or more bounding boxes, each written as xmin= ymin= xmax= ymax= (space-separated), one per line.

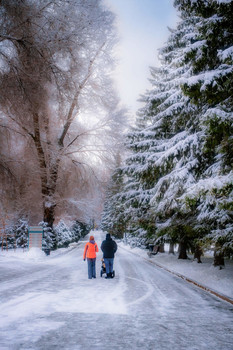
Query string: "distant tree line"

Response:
xmin=0 ymin=219 xmax=91 ymax=250
xmin=101 ymin=0 xmax=233 ymax=266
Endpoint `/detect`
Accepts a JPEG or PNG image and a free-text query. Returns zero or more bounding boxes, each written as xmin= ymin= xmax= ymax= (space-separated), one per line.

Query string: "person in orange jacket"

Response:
xmin=83 ymin=235 xmax=99 ymax=279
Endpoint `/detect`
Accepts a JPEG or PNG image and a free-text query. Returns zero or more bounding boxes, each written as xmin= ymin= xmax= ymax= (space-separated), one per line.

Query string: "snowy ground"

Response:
xmin=0 ymin=230 xmax=232 ymax=350
xmin=120 ymin=242 xmax=233 ymax=300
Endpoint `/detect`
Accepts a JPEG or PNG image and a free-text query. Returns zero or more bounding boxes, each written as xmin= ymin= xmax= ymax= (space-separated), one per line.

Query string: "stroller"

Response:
xmin=100 ymin=258 xmax=115 ymax=278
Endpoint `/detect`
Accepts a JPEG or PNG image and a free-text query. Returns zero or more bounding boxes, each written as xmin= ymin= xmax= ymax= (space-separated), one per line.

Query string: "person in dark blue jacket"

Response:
xmin=101 ymin=233 xmax=117 ymax=278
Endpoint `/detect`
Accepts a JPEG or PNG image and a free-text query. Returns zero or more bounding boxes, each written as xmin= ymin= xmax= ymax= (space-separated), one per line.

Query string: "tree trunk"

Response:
xmin=32 ymin=113 xmax=61 ymax=228
xmin=43 ymin=204 xmax=56 ymax=228
xmin=43 ymin=159 xmax=60 ymax=228
xmin=178 ymin=242 xmax=188 ymax=259
xmin=213 ymin=249 xmax=225 ymax=268
xmin=169 ymin=243 xmax=175 ymax=254
xmin=158 ymin=243 xmax=165 ymax=253
xmin=194 ymin=245 xmax=202 ymax=263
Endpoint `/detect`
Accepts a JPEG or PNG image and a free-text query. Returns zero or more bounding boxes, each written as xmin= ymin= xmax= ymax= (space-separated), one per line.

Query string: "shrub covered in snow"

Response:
xmin=71 ymin=220 xmax=91 ymax=240
xmin=54 ymin=220 xmax=91 ymax=248
xmin=0 ymin=219 xmax=29 ymax=249
xmin=14 ymin=219 xmax=29 ymax=248
xmin=54 ymin=221 xmax=74 ymax=248
xmin=40 ymin=222 xmax=56 ymax=250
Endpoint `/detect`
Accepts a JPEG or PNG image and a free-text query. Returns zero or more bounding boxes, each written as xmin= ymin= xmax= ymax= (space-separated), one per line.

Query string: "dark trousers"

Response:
xmin=87 ymin=258 xmax=96 ymax=279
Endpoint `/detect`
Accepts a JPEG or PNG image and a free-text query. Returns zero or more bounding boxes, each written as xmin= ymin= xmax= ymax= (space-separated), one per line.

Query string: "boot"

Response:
xmin=105 ymin=273 xmax=111 ymax=279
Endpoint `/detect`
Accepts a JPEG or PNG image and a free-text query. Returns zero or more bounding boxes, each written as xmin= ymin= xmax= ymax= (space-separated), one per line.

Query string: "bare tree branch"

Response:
xmin=5 ymin=115 xmax=34 ymax=139
xmin=58 ymin=41 xmax=106 ymax=147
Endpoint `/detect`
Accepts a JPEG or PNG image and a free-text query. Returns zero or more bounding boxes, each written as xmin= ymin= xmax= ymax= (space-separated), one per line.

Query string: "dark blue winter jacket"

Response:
xmin=101 ymin=234 xmax=117 ymax=258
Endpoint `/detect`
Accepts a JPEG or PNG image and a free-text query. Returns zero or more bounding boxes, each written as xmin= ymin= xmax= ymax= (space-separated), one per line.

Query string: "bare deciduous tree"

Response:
xmin=0 ymin=0 xmax=125 ymax=226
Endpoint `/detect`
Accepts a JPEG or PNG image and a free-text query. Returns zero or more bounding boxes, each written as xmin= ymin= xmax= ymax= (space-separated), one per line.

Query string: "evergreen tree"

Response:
xmin=101 ymin=155 xmax=126 ymax=238
xmin=120 ymin=14 xmax=204 ymax=253
xmin=55 ymin=220 xmax=73 ymax=248
xmin=71 ymin=220 xmax=91 ymax=241
xmin=0 ymin=219 xmax=28 ymax=249
xmin=41 ymin=222 xmax=56 ymax=250
xmin=14 ymin=219 xmax=29 ymax=249
xmin=174 ymin=0 xmax=233 ymax=259
xmin=103 ymin=0 xmax=233 ymax=260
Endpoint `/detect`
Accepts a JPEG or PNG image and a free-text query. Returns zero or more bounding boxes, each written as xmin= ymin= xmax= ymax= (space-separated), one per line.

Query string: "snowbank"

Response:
xmin=0 ymin=247 xmax=45 ymax=262
xmin=0 ymin=243 xmax=79 ymax=263
xmin=119 ymin=242 xmax=233 ymax=300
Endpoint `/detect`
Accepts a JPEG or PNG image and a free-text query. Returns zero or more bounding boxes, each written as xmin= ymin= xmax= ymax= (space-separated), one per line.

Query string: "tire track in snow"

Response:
xmin=124 ymin=275 xmax=154 ymax=306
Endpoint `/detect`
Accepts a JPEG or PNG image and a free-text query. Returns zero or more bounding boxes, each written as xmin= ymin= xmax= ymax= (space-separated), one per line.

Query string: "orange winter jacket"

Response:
xmin=83 ymin=241 xmax=99 ymax=259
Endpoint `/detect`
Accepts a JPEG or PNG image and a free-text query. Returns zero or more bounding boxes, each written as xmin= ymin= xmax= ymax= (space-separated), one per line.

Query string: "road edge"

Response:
xmin=120 ymin=245 xmax=233 ymax=306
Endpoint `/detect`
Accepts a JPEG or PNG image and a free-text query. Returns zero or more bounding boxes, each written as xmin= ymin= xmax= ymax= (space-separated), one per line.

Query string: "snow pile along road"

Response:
xmin=119 ymin=242 xmax=233 ymax=301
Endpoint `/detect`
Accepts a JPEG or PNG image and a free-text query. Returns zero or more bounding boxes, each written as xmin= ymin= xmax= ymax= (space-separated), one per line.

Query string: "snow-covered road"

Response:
xmin=0 ymin=231 xmax=232 ymax=350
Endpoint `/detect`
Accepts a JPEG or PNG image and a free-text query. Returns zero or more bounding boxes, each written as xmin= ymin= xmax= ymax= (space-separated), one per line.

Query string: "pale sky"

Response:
xmin=105 ymin=0 xmax=178 ymax=114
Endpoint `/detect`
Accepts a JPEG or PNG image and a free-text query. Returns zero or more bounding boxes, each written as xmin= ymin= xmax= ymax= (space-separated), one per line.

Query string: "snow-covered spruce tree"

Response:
xmin=41 ymin=222 xmax=57 ymax=250
xmin=147 ymin=12 xmax=208 ymax=258
xmin=174 ymin=0 xmax=233 ymax=263
xmin=101 ymin=155 xmax=126 ymax=238
xmin=114 ymin=67 xmax=175 ymax=244
xmin=120 ymin=101 xmax=160 ymax=243
xmin=13 ymin=219 xmax=29 ymax=249
xmin=0 ymin=218 xmax=29 ymax=249
xmin=54 ymin=221 xmax=74 ymax=248
xmin=71 ymin=220 xmax=91 ymax=241
xmin=121 ymin=14 xmax=206 ymax=255
xmin=103 ymin=87 xmax=161 ymax=245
